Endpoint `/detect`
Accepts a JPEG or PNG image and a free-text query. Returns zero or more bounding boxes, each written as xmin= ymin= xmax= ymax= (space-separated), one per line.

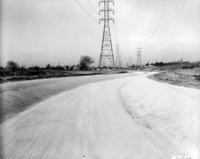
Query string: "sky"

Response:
xmin=1 ymin=0 xmax=200 ymax=66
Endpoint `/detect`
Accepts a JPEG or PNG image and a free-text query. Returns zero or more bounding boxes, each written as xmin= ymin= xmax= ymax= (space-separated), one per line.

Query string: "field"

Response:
xmin=0 ymin=68 xmax=128 ymax=83
xmin=149 ymin=67 xmax=200 ymax=89
xmin=0 ymin=70 xmax=102 ymax=83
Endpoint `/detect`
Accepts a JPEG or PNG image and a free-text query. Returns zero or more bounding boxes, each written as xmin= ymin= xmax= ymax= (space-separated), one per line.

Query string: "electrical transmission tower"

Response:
xmin=136 ymin=47 xmax=142 ymax=67
xmin=115 ymin=44 xmax=121 ymax=68
xmin=99 ymin=0 xmax=115 ymax=69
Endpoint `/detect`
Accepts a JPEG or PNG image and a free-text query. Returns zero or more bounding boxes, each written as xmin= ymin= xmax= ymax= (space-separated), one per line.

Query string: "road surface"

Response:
xmin=1 ymin=73 xmax=130 ymax=121
xmin=1 ymin=72 xmax=200 ymax=159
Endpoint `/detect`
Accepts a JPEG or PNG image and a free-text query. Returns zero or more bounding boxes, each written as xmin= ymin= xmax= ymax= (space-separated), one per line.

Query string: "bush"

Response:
xmin=79 ymin=56 xmax=94 ymax=70
xmin=6 ymin=61 xmax=19 ymax=72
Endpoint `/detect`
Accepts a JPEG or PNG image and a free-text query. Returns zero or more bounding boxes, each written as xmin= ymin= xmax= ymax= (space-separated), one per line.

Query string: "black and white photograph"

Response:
xmin=0 ymin=0 xmax=200 ymax=159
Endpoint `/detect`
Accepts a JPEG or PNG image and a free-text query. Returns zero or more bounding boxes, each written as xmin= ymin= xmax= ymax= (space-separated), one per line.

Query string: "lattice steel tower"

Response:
xmin=136 ymin=47 xmax=142 ymax=67
xmin=99 ymin=0 xmax=115 ymax=68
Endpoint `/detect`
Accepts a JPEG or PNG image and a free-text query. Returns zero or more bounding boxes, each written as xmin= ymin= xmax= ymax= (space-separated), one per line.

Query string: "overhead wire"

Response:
xmin=141 ymin=0 xmax=168 ymax=40
xmin=157 ymin=0 xmax=189 ymax=35
xmin=150 ymin=0 xmax=176 ymax=34
xmin=142 ymin=0 xmax=177 ymax=44
xmin=87 ymin=0 xmax=99 ymax=14
xmin=144 ymin=0 xmax=189 ymax=45
xmin=140 ymin=0 xmax=189 ymax=46
xmin=74 ymin=0 xmax=98 ymax=23
xmin=152 ymin=0 xmax=178 ymax=33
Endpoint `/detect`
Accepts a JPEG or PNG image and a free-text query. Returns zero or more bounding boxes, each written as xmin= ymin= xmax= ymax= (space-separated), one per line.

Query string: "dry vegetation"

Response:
xmin=149 ymin=67 xmax=200 ymax=89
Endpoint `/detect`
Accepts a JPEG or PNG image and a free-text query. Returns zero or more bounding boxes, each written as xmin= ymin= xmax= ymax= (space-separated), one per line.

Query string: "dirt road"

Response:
xmin=1 ymin=73 xmax=129 ymax=121
xmin=1 ymin=72 xmax=200 ymax=159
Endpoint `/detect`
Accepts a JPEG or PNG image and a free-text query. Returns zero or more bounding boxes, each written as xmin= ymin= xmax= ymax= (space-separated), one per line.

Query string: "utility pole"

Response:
xmin=99 ymin=0 xmax=115 ymax=69
xmin=115 ymin=44 xmax=121 ymax=68
xmin=136 ymin=47 xmax=142 ymax=67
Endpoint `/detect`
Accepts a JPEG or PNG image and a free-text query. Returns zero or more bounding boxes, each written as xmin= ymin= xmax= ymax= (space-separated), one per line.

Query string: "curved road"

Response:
xmin=1 ymin=72 xmax=200 ymax=159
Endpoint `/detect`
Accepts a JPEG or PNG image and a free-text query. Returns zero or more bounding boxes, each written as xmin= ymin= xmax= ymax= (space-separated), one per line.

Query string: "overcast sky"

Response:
xmin=1 ymin=0 xmax=200 ymax=66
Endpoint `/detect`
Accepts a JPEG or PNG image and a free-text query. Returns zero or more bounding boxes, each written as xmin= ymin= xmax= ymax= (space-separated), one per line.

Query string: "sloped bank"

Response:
xmin=149 ymin=68 xmax=200 ymax=90
xmin=0 ymin=72 xmax=129 ymax=123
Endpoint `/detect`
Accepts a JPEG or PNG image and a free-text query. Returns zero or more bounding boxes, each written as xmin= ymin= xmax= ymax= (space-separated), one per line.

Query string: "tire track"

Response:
xmin=23 ymin=98 xmax=82 ymax=159
xmin=4 ymin=93 xmax=82 ymax=159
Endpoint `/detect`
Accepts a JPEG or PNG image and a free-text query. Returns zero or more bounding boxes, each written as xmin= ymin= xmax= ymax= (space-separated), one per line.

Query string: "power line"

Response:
xmin=74 ymin=0 xmax=98 ymax=23
xmin=141 ymin=0 xmax=167 ymax=39
xmin=141 ymin=0 xmax=189 ymax=45
xmin=142 ymin=0 xmax=176 ymax=43
xmin=144 ymin=0 xmax=189 ymax=44
xmin=157 ymin=0 xmax=189 ymax=34
xmin=150 ymin=0 xmax=176 ymax=35
xmin=148 ymin=0 xmax=180 ymax=39
xmin=87 ymin=0 xmax=99 ymax=14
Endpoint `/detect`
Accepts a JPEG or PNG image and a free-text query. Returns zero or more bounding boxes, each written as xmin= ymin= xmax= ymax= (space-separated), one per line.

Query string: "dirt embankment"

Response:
xmin=0 ymin=73 xmax=130 ymax=123
xmin=0 ymin=70 xmax=128 ymax=84
xmin=2 ymin=72 xmax=200 ymax=159
xmin=149 ymin=68 xmax=200 ymax=89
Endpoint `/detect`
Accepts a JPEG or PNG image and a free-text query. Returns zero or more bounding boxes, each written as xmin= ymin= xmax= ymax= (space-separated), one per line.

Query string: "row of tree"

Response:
xmin=150 ymin=61 xmax=200 ymax=68
xmin=0 ymin=56 xmax=95 ymax=72
xmin=2 ymin=58 xmax=199 ymax=75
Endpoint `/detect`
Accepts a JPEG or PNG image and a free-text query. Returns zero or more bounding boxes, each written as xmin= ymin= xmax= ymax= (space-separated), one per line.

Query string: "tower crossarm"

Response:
xmin=99 ymin=0 xmax=114 ymax=6
xmin=99 ymin=18 xmax=114 ymax=24
xmin=99 ymin=9 xmax=114 ymax=15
